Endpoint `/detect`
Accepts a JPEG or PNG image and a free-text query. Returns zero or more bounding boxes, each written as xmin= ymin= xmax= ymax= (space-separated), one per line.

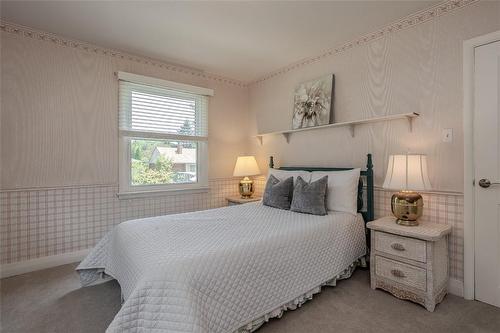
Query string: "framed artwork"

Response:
xmin=292 ymin=74 xmax=335 ymax=129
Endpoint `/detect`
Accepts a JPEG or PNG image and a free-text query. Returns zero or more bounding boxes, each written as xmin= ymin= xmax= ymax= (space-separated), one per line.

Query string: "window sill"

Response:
xmin=117 ymin=186 xmax=209 ymax=200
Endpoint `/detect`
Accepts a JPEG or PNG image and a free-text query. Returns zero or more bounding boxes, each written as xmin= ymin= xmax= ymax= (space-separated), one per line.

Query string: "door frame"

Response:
xmin=463 ymin=31 xmax=500 ymax=300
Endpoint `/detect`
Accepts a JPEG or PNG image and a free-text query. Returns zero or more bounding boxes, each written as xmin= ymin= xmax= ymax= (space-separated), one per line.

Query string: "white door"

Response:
xmin=474 ymin=40 xmax=500 ymax=308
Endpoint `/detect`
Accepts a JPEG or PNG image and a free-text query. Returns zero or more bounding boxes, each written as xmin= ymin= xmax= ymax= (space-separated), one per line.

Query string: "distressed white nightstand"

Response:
xmin=367 ymin=216 xmax=452 ymax=312
xmin=226 ymin=196 xmax=262 ymax=206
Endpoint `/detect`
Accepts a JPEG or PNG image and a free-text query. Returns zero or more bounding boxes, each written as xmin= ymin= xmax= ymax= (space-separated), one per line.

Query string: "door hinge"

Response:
xmin=473 ymin=179 xmax=475 ymax=186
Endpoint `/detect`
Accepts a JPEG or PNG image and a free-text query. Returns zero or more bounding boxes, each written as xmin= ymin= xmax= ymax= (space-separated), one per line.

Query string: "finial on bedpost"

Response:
xmin=269 ymin=156 xmax=274 ymax=169
xmin=366 ymin=154 xmax=373 ymax=171
xmin=366 ymin=153 xmax=374 ymax=222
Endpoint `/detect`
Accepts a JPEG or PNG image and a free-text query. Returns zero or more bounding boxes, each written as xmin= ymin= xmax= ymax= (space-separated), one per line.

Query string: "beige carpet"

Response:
xmin=1 ymin=263 xmax=499 ymax=333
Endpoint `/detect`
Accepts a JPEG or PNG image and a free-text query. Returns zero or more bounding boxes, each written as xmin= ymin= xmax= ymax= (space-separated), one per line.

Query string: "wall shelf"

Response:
xmin=255 ymin=112 xmax=419 ymax=145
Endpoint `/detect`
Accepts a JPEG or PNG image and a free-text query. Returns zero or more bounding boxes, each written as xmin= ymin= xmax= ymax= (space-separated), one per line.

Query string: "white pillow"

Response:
xmin=268 ymin=169 xmax=311 ymax=185
xmin=310 ymin=168 xmax=360 ymax=215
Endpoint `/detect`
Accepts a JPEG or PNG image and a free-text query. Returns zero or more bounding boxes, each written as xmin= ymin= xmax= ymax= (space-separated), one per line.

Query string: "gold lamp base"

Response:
xmin=239 ymin=176 xmax=254 ymax=198
xmin=391 ymin=191 xmax=423 ymax=226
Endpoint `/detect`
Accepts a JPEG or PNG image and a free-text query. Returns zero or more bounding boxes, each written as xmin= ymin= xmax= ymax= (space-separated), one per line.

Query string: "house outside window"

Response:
xmin=118 ymin=72 xmax=213 ymax=197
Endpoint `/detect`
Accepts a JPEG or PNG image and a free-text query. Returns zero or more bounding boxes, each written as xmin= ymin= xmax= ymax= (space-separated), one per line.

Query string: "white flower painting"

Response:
xmin=292 ymin=74 xmax=334 ymax=129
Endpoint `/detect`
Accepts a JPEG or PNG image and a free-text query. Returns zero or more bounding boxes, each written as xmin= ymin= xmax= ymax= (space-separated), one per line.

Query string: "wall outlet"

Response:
xmin=442 ymin=128 xmax=453 ymax=143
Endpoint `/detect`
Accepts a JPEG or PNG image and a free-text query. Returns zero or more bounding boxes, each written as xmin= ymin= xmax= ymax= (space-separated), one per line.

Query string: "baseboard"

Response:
xmin=0 ymin=249 xmax=89 ymax=279
xmin=448 ymin=278 xmax=464 ymax=297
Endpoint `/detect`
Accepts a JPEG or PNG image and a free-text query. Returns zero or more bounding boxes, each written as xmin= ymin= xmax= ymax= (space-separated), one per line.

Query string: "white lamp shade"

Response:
xmin=383 ymin=154 xmax=431 ymax=191
xmin=233 ymin=156 xmax=261 ymax=177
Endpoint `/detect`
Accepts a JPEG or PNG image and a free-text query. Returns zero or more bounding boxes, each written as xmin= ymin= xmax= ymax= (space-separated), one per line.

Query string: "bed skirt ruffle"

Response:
xmin=236 ymin=257 xmax=367 ymax=333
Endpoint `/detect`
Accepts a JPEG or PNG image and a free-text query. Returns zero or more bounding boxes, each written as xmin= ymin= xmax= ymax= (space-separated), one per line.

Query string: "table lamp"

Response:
xmin=233 ymin=156 xmax=261 ymax=198
xmin=383 ymin=154 xmax=431 ymax=226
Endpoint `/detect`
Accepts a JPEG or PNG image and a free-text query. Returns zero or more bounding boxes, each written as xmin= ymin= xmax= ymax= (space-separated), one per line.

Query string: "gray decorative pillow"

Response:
xmin=291 ymin=175 xmax=328 ymax=216
xmin=263 ymin=175 xmax=294 ymax=210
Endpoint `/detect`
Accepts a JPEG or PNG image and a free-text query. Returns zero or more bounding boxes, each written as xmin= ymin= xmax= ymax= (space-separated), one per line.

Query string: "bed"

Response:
xmin=77 ymin=154 xmax=374 ymax=333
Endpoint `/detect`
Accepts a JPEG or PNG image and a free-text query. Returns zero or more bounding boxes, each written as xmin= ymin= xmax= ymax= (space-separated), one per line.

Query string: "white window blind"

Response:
xmin=119 ymin=80 xmax=208 ymax=140
xmin=117 ymin=72 xmax=211 ymax=196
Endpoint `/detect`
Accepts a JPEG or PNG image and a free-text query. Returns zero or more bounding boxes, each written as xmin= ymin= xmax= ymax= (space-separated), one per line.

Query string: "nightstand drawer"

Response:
xmin=375 ymin=256 xmax=427 ymax=292
xmin=375 ymin=231 xmax=426 ymax=263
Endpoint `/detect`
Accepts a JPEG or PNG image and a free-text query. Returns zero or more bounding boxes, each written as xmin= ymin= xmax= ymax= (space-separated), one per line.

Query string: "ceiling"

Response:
xmin=1 ymin=1 xmax=438 ymax=82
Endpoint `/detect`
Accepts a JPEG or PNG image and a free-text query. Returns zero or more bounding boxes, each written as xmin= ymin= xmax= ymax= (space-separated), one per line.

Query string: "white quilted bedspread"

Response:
xmin=77 ymin=202 xmax=366 ymax=333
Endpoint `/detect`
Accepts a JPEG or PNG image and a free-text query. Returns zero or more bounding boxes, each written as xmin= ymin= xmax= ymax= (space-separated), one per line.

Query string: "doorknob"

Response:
xmin=478 ymin=179 xmax=500 ymax=188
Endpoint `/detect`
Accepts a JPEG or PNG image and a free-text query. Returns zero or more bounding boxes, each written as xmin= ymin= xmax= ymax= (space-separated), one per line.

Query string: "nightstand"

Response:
xmin=367 ymin=216 xmax=452 ymax=312
xmin=226 ymin=196 xmax=262 ymax=206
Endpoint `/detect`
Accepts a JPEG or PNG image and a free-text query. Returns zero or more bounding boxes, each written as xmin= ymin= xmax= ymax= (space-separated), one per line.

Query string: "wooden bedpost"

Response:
xmin=366 ymin=153 xmax=374 ymax=222
xmin=269 ymin=156 xmax=274 ymax=169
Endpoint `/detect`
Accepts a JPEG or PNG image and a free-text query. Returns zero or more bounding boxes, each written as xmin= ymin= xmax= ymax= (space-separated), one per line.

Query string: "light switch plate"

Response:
xmin=442 ymin=128 xmax=453 ymax=143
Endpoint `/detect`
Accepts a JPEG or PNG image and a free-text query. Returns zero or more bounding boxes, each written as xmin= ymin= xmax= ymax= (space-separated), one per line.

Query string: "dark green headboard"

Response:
xmin=269 ymin=154 xmax=374 ymax=223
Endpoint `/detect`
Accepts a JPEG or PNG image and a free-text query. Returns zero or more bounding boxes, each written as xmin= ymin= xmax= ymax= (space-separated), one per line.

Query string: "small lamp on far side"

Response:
xmin=233 ymin=156 xmax=261 ymax=198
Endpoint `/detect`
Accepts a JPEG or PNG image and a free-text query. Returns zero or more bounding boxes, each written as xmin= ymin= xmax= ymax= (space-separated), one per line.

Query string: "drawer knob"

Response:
xmin=391 ymin=269 xmax=406 ymax=278
xmin=391 ymin=243 xmax=405 ymax=251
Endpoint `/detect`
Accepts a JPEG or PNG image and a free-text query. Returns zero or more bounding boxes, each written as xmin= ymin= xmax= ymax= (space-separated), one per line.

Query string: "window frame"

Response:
xmin=117 ymin=72 xmax=212 ymax=198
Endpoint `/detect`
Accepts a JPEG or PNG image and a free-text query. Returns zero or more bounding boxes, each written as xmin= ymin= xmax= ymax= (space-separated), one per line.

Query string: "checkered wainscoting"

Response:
xmin=374 ymin=189 xmax=464 ymax=282
xmin=1 ymin=178 xmax=462 ymax=283
xmin=0 ymin=178 xmax=266 ymax=265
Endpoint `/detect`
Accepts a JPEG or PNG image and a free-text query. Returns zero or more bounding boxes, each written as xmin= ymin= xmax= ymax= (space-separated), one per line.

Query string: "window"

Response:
xmin=118 ymin=72 xmax=212 ymax=196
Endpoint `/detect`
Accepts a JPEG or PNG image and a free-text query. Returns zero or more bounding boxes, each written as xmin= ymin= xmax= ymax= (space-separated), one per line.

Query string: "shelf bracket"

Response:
xmin=282 ymin=133 xmax=290 ymax=143
xmin=256 ymin=135 xmax=263 ymax=145
xmin=349 ymin=125 xmax=355 ymax=137
xmin=406 ymin=116 xmax=414 ymax=132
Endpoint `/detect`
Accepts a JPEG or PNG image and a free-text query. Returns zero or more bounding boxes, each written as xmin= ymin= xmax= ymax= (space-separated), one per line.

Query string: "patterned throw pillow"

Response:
xmin=290 ymin=175 xmax=328 ymax=215
xmin=262 ymin=175 xmax=294 ymax=210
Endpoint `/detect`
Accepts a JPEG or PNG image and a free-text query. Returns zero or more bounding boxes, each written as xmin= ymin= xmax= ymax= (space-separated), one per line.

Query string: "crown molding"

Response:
xmin=0 ymin=20 xmax=247 ymax=88
xmin=0 ymin=0 xmax=480 ymax=88
xmin=248 ymin=0 xmax=480 ymax=86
